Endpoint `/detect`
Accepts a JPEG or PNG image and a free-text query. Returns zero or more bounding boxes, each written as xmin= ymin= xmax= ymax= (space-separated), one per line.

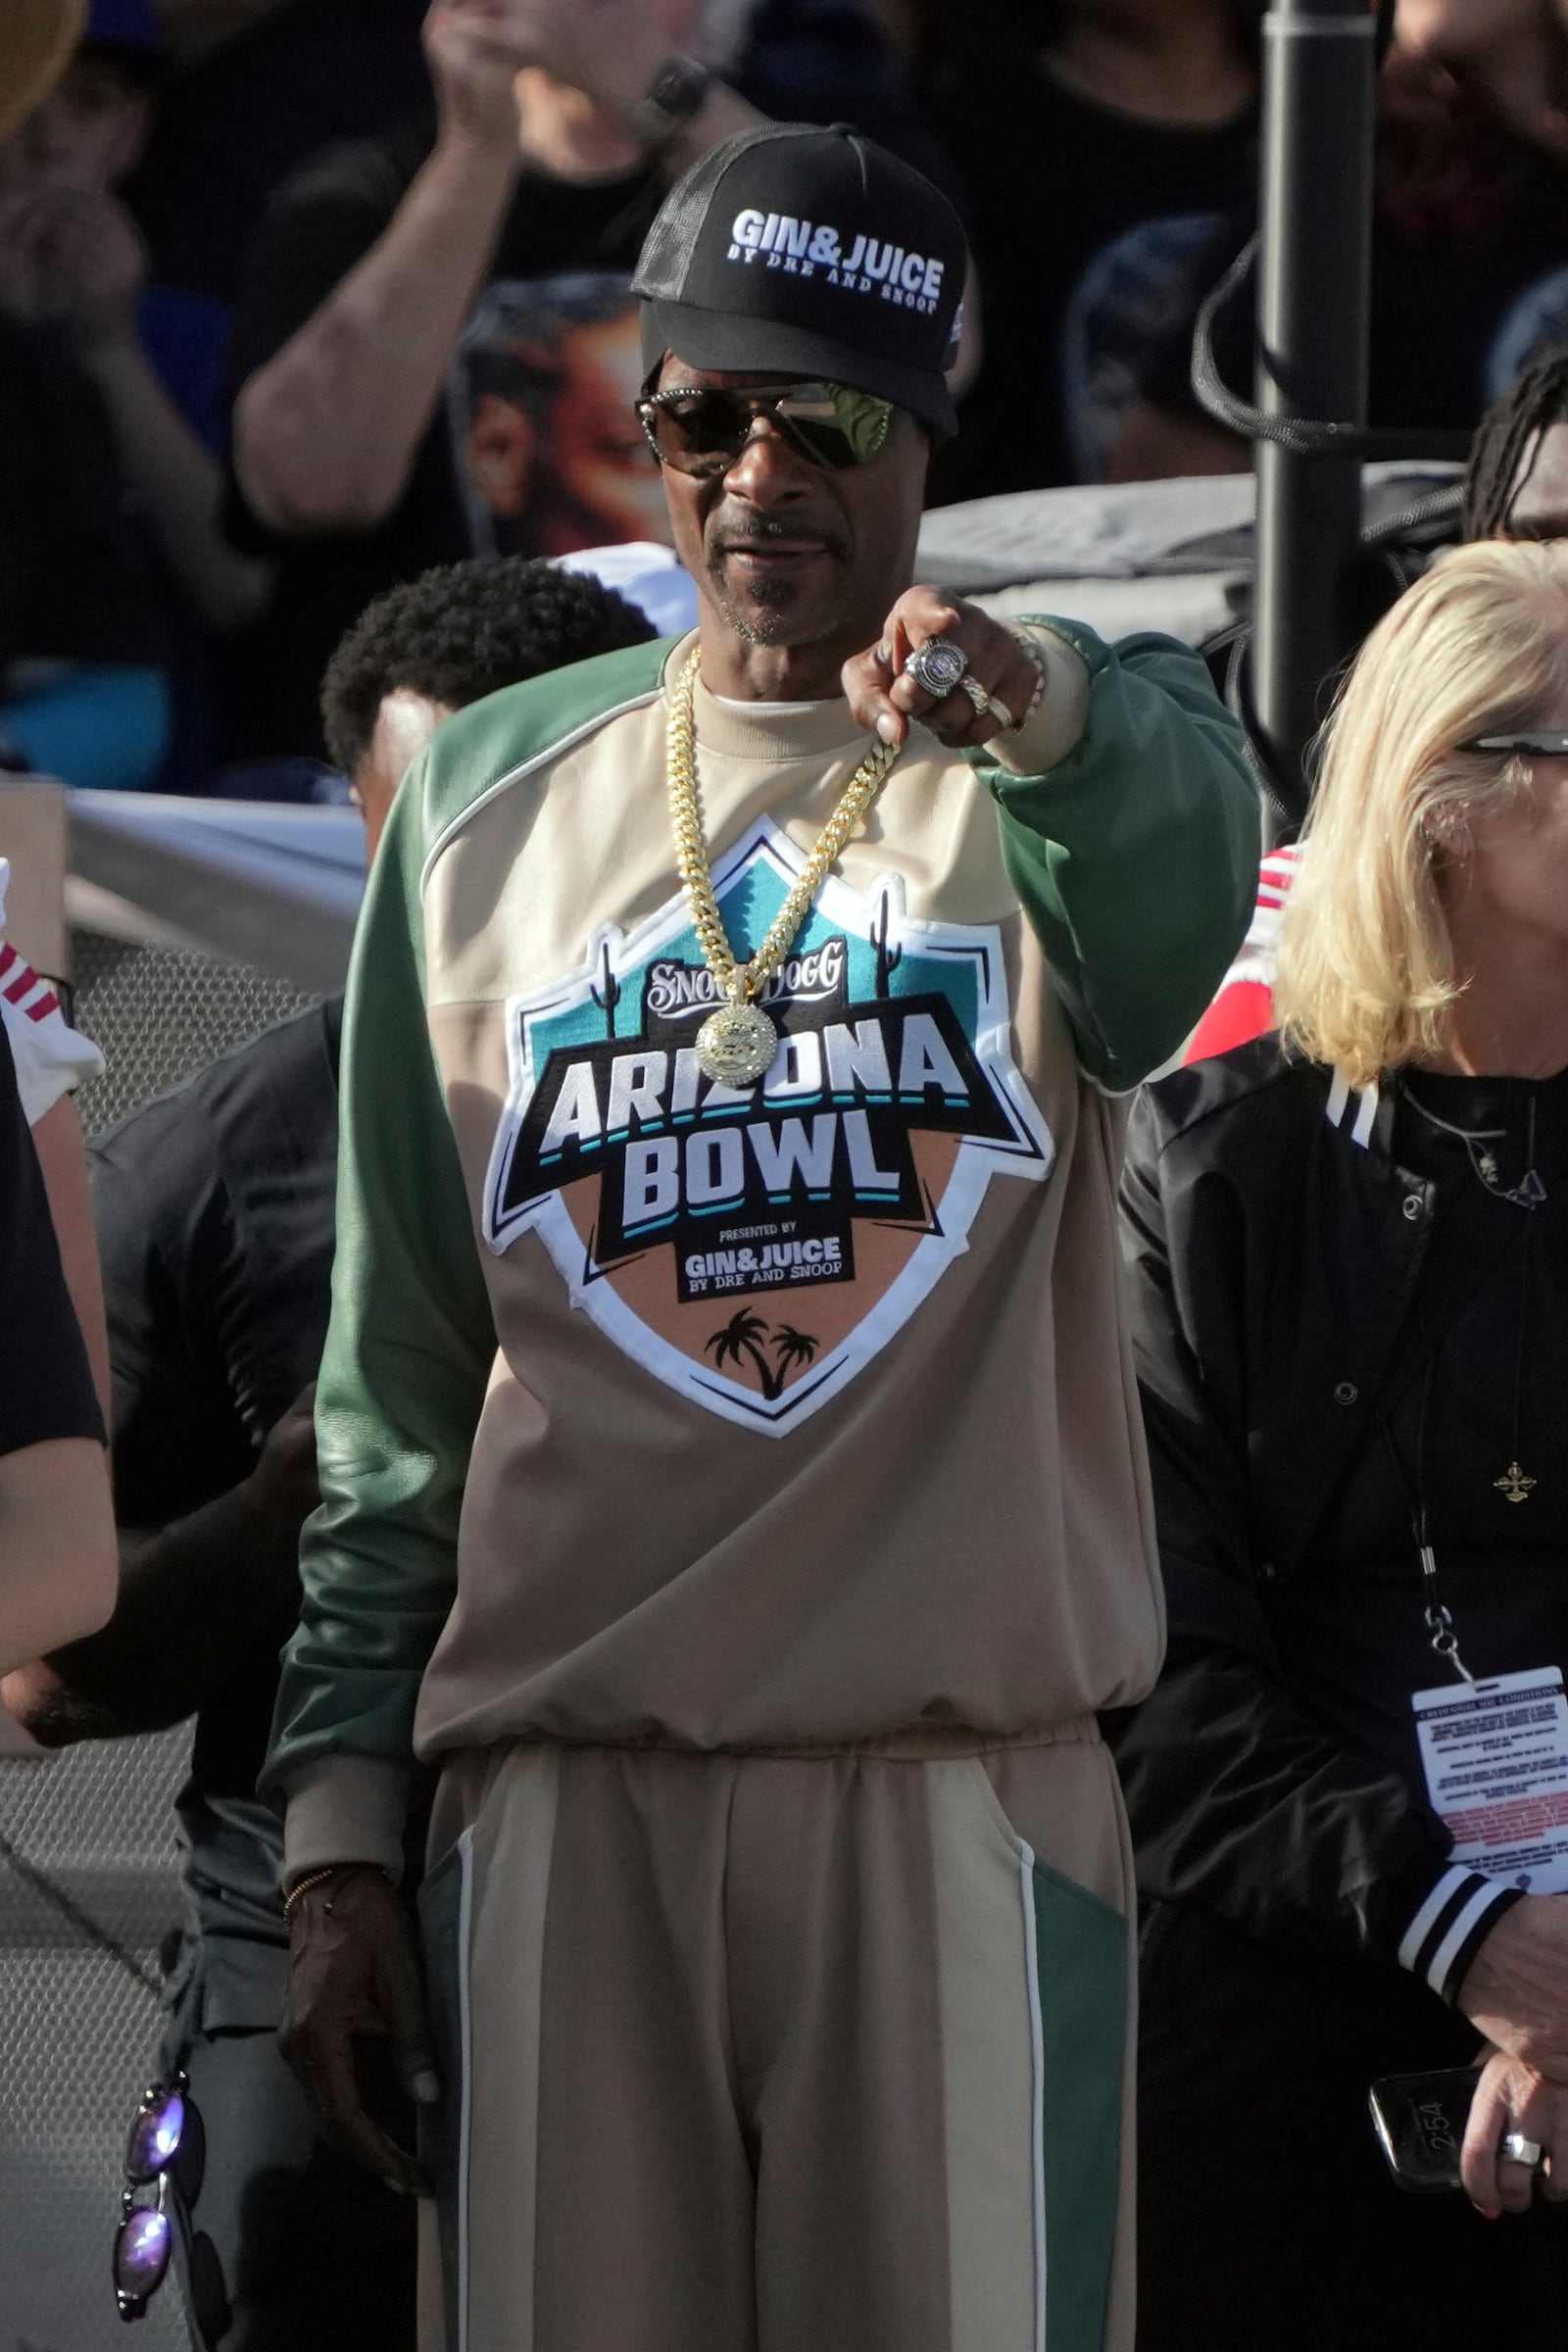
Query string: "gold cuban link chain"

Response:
xmin=666 ymin=644 xmax=902 ymax=1018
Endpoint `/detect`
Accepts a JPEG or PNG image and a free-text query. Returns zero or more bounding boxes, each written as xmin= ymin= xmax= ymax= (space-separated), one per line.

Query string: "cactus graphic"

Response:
xmin=872 ymin=889 xmax=903 ymax=999
xmin=590 ymin=939 xmax=621 ymax=1038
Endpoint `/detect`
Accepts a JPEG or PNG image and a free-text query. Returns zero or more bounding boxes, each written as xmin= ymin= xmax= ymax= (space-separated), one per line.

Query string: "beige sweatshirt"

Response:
xmin=266 ymin=622 xmax=1258 ymax=1876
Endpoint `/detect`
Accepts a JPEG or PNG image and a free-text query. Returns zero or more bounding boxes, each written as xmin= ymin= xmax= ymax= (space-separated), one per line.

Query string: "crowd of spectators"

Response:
xmin=3 ymin=0 xmax=1568 ymax=788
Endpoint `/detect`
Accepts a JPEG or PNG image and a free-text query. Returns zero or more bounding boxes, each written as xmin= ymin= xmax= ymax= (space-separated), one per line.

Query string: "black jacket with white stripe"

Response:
xmin=1107 ymin=1035 xmax=1527 ymax=2005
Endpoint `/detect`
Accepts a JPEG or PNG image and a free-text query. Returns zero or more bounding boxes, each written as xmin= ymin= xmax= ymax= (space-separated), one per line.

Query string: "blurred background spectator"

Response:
xmin=913 ymin=0 xmax=1262 ymax=505
xmin=1109 ymin=0 xmax=1568 ymax=483
xmin=220 ymin=0 xmax=948 ymax=760
xmin=123 ymin=0 xmax=431 ymax=455
xmin=0 ymin=0 xmax=271 ymax=792
xmin=0 ymin=555 xmax=654 ymax=2351
xmin=6 ymin=0 xmax=1568 ymax=786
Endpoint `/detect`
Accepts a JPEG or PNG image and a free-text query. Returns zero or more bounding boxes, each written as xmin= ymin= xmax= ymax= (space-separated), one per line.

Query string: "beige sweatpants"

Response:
xmin=416 ymin=1725 xmax=1137 ymax=2352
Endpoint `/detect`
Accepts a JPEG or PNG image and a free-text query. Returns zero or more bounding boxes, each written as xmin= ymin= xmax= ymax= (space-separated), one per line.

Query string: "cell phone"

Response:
xmin=1367 ymin=2065 xmax=1485 ymax=2192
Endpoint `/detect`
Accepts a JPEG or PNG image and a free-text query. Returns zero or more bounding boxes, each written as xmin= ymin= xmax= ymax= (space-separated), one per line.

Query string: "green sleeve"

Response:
xmin=259 ymin=643 xmax=673 ymax=1839
xmin=975 ymin=621 xmax=1259 ymax=1091
xmin=260 ymin=758 xmax=497 ymax=1802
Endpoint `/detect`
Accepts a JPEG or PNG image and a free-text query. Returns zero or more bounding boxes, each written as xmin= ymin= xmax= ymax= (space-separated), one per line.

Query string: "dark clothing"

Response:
xmin=1139 ymin=122 xmax=1568 ymax=452
xmin=123 ymin=0 xmax=431 ymax=310
xmin=221 ymin=4 xmax=949 ymax=759
xmin=90 ymin=1001 xmax=413 ymax=2347
xmin=924 ymin=65 xmax=1256 ymax=501
xmin=1107 ymin=1038 xmax=1568 ymax=1963
xmin=122 ymin=0 xmax=430 ymax=458
xmin=89 ymin=1003 xmax=340 ymax=1979
xmin=157 ymin=1973 xmax=416 ymax=2351
xmin=1116 ymin=1040 xmax=1568 ymax=2350
xmin=0 ymin=1022 xmax=101 ymax=1458
xmin=1285 ymin=1069 xmax=1568 ymax=1789
xmin=0 ymin=318 xmax=168 ymax=674
xmin=1136 ymin=1905 xmax=1568 ymax=2352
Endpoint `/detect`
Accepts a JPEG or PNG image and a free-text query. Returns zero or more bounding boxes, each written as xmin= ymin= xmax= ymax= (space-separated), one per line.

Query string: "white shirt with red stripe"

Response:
xmin=0 ymin=859 xmax=104 ymax=1127
xmin=1183 ymin=843 xmax=1300 ymax=1065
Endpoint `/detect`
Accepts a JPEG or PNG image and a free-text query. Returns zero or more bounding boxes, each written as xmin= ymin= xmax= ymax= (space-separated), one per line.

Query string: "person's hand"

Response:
xmin=424 ymin=0 xmax=532 ymax=154
xmin=279 ymin=1864 xmax=439 ymax=2195
xmin=242 ymin=1384 xmax=320 ymax=1536
xmin=842 ymin=588 xmax=1041 ymax=753
xmin=1392 ymin=0 xmax=1568 ymax=158
xmin=454 ymin=0 xmax=673 ymax=121
xmin=1461 ymin=2042 xmax=1568 ymax=2216
xmin=1458 ymin=1894 xmax=1568 ymax=2077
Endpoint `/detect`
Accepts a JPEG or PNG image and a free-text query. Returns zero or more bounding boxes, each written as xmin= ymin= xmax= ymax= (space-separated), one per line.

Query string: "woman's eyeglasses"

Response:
xmin=114 ymin=2073 xmax=203 ymax=2321
xmin=635 ymin=381 xmax=894 ymax=477
xmin=1462 ymin=732 xmax=1568 ymax=756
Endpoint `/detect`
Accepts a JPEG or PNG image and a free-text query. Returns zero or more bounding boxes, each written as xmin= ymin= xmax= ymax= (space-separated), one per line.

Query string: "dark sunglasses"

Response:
xmin=636 ymin=380 xmax=893 ymax=476
xmin=114 ymin=2072 xmax=204 ymax=2321
xmin=1462 ymin=732 xmax=1568 ymax=756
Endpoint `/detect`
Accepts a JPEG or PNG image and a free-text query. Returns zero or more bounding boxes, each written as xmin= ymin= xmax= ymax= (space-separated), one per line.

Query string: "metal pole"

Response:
xmin=1252 ymin=0 xmax=1377 ymax=834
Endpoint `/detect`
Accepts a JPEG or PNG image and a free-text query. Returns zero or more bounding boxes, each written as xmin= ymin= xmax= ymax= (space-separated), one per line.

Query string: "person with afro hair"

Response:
xmin=321 ymin=554 xmax=656 ymax=855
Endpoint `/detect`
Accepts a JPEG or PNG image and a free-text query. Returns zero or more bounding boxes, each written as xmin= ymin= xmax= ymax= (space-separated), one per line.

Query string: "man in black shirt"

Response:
xmin=0 ymin=557 xmax=654 ymax=2349
xmin=919 ymin=0 xmax=1259 ymax=503
xmin=0 ymin=1021 xmax=115 ymax=1672
xmin=223 ymin=0 xmax=946 ymax=757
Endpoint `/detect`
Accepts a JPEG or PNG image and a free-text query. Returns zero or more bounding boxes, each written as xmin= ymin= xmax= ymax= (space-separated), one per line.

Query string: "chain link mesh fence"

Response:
xmin=0 ymin=933 xmax=318 ymax=2352
xmin=68 ymin=932 xmax=317 ymax=1142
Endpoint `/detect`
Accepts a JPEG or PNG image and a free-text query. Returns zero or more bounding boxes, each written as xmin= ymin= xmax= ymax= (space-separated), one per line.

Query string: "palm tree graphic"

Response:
xmin=706 ymin=1311 xmax=820 ymax=1398
xmin=770 ymin=1325 xmax=819 ymax=1383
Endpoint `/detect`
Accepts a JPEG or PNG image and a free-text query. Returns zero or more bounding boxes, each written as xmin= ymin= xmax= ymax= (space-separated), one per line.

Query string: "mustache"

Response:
xmin=706 ymin=508 xmax=850 ymax=559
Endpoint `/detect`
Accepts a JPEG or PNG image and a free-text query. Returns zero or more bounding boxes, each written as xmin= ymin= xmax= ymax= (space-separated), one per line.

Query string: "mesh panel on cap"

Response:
xmin=632 ymin=121 xmax=808 ymax=303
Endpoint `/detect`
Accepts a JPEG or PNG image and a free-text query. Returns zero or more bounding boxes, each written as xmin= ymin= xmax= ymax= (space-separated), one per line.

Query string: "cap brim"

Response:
xmin=642 ymin=298 xmax=957 ymax=448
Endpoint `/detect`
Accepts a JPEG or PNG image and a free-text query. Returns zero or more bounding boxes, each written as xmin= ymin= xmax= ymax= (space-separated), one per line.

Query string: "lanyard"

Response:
xmin=1383 ymin=1360 xmax=1477 ymax=1686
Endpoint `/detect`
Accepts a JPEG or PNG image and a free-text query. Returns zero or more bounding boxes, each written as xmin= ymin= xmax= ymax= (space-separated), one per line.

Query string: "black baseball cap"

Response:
xmin=632 ymin=122 xmax=967 ymax=445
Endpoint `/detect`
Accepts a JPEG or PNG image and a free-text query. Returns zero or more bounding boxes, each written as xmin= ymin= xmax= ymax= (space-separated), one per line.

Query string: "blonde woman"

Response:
xmin=1112 ymin=539 xmax=1568 ymax=2349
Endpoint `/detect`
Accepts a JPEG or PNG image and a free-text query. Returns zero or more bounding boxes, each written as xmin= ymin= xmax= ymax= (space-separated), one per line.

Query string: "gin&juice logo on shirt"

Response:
xmin=481 ymin=818 xmax=1053 ymax=1433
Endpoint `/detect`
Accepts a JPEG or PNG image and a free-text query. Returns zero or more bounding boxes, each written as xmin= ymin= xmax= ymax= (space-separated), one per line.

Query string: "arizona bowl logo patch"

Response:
xmin=482 ymin=818 xmax=1053 ymax=1432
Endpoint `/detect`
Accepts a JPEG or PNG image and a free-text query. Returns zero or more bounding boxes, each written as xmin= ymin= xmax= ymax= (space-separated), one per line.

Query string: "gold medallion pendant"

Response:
xmin=665 ymin=646 xmax=902 ymax=1094
xmin=696 ymin=999 xmax=778 ymax=1086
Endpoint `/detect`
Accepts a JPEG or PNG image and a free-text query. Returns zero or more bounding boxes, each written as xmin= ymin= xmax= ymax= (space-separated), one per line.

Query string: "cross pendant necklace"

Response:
xmin=1494 ymin=1460 xmax=1537 ymax=1505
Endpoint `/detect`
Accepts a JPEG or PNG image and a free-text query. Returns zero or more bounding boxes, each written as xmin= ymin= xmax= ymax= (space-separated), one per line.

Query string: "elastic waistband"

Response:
xmin=500 ymin=1716 xmax=1101 ymax=1764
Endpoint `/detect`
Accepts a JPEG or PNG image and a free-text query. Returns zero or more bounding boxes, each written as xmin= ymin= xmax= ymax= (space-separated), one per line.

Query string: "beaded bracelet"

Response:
xmin=282 ymin=1862 xmax=387 ymax=1918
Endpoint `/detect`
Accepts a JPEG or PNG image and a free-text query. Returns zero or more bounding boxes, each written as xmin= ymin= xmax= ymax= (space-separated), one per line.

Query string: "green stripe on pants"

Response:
xmin=1034 ymin=1854 xmax=1127 ymax=2352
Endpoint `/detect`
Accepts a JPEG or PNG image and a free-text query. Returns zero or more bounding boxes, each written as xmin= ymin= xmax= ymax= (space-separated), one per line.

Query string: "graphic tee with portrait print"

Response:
xmin=223 ymin=120 xmax=669 ymax=760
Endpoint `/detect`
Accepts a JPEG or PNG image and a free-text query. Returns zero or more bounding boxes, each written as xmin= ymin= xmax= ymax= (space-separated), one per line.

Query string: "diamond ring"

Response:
xmin=1501 ymin=2131 xmax=1544 ymax=2169
xmin=904 ymin=638 xmax=967 ymax=700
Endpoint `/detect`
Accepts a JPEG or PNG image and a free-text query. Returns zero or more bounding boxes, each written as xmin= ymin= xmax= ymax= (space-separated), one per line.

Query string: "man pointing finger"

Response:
xmin=264 ymin=122 xmax=1257 ymax=2352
